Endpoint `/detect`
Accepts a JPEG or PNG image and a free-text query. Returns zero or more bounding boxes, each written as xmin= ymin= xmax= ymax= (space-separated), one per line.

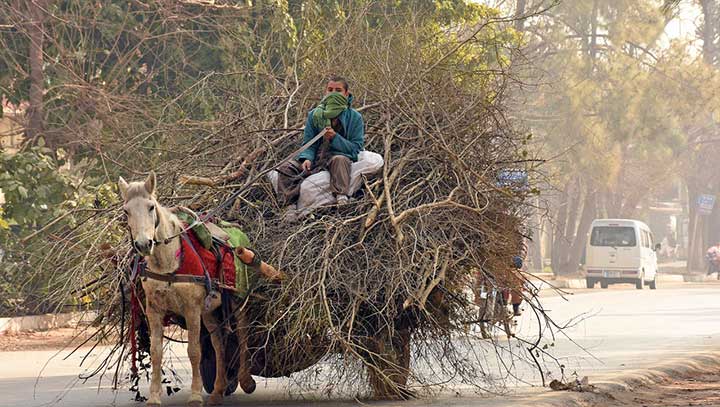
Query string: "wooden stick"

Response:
xmin=178 ymin=128 xmax=323 ymax=188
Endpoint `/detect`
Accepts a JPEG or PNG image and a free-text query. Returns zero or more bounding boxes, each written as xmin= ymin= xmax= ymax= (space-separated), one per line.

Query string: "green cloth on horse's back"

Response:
xmin=174 ymin=210 xmax=257 ymax=298
xmin=311 ymin=92 xmax=348 ymax=129
xmin=218 ymin=220 xmax=258 ymax=297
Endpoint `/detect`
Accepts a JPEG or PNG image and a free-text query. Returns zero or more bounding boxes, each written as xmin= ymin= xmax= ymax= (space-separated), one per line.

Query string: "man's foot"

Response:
xmin=281 ymin=205 xmax=300 ymax=222
xmin=336 ymin=194 xmax=350 ymax=204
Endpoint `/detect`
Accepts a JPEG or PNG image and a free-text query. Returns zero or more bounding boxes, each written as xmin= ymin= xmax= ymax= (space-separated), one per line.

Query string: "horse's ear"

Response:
xmin=118 ymin=176 xmax=129 ymax=201
xmin=145 ymin=171 xmax=156 ymax=195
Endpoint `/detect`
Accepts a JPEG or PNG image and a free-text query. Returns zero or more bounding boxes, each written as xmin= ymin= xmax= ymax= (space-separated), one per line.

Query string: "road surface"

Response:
xmin=1 ymin=282 xmax=719 ymax=406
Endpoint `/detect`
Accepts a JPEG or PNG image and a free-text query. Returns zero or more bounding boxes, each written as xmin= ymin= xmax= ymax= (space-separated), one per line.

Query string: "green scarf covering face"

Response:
xmin=312 ymin=92 xmax=348 ymax=129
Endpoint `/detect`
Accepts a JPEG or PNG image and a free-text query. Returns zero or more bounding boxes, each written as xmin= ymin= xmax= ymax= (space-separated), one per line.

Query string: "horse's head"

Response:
xmin=118 ymin=171 xmax=159 ymax=256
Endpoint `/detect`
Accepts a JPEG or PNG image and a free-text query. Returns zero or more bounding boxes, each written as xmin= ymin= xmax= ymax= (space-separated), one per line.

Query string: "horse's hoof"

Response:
xmin=240 ymin=376 xmax=256 ymax=394
xmin=147 ymin=397 xmax=162 ymax=406
xmin=187 ymin=393 xmax=203 ymax=407
xmin=208 ymin=392 xmax=224 ymax=405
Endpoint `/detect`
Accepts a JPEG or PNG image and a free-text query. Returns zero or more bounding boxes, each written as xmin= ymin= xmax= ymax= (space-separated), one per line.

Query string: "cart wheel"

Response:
xmin=200 ymin=325 xmax=239 ymax=395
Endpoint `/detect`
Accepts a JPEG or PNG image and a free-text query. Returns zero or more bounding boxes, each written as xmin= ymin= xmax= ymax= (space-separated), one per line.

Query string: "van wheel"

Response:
xmin=636 ymin=274 xmax=644 ymax=290
xmin=649 ymin=275 xmax=657 ymax=290
xmin=586 ymin=278 xmax=595 ymax=289
xmin=600 ymin=281 xmax=608 ymax=289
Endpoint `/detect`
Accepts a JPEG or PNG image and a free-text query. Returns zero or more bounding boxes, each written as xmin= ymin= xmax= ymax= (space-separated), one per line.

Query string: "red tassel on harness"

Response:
xmin=129 ymin=286 xmax=140 ymax=376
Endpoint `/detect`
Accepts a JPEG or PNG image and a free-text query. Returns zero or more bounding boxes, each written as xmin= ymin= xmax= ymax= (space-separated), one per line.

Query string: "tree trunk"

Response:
xmin=26 ymin=0 xmax=47 ymax=144
xmin=566 ymin=189 xmax=597 ymax=275
xmin=564 ymin=179 xmax=581 ymax=239
xmin=687 ymin=184 xmax=706 ymax=272
xmin=528 ymin=197 xmax=543 ymax=272
xmin=605 ymin=188 xmax=624 ymax=218
xmin=700 ymin=0 xmax=718 ymax=66
xmin=551 ymin=188 xmax=569 ymax=276
xmin=557 ymin=178 xmax=581 ymax=273
xmin=514 ymin=0 xmax=527 ymax=32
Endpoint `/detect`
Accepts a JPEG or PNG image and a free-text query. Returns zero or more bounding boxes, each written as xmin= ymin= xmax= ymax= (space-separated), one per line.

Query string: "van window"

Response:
xmin=590 ymin=226 xmax=637 ymax=247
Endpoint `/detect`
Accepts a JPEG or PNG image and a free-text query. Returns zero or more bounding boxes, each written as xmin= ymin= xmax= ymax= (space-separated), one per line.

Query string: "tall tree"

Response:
xmin=25 ymin=0 xmax=47 ymax=144
xmin=522 ymin=0 xmax=689 ymax=274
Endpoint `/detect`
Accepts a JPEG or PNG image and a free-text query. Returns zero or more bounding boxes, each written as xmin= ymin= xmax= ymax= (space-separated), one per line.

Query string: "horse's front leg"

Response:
xmin=186 ymin=309 xmax=204 ymax=406
xmin=202 ymin=312 xmax=227 ymax=405
xmin=147 ymin=310 xmax=165 ymax=406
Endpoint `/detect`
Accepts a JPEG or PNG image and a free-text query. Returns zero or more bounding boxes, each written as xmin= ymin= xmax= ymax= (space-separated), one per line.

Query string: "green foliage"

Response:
xmin=0 ymin=143 xmax=124 ymax=316
xmin=0 ymin=144 xmax=73 ymax=231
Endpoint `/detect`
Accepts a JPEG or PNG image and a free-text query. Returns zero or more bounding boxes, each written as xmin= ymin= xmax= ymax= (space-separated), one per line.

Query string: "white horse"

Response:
xmin=119 ymin=172 xmax=256 ymax=406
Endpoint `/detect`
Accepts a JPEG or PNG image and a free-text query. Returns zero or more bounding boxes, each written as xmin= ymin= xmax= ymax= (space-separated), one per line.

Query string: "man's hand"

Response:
xmin=324 ymin=127 xmax=336 ymax=141
xmin=301 ymin=160 xmax=312 ymax=172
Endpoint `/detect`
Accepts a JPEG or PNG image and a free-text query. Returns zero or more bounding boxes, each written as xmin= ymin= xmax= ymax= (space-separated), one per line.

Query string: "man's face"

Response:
xmin=325 ymin=81 xmax=348 ymax=96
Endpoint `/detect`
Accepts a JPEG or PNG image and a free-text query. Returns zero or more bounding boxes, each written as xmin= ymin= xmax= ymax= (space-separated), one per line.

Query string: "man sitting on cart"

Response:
xmin=276 ymin=76 xmax=365 ymax=206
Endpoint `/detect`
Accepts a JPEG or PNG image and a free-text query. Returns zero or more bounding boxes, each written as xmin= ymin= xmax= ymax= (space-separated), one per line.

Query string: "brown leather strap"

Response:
xmin=139 ymin=268 xmax=208 ymax=285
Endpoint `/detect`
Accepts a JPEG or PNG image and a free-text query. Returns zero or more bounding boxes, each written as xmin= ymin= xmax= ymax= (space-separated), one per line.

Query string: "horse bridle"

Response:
xmin=126 ymin=203 xmax=167 ymax=255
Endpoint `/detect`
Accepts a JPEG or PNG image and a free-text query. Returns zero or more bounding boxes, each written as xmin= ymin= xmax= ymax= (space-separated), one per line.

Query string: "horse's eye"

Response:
xmin=149 ymin=205 xmax=155 ymax=213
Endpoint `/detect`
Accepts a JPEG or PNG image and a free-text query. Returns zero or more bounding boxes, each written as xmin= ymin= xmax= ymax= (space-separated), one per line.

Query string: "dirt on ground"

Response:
xmin=0 ymin=328 xmax=98 ymax=352
xmin=575 ymin=371 xmax=720 ymax=406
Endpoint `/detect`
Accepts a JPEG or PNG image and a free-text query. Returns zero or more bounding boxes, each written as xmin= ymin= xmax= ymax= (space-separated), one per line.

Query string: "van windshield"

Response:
xmin=590 ymin=226 xmax=637 ymax=247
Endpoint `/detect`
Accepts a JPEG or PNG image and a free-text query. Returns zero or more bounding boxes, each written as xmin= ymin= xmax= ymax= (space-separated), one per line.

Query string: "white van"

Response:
xmin=584 ymin=219 xmax=658 ymax=289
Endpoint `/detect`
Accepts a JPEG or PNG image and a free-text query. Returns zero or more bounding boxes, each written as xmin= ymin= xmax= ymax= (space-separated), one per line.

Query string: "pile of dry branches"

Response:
xmin=33 ymin=3 xmax=561 ymax=399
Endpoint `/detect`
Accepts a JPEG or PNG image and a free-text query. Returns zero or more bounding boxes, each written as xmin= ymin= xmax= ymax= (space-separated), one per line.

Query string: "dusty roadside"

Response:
xmin=536 ymin=353 xmax=720 ymax=407
xmin=549 ymin=371 xmax=720 ymax=407
xmin=608 ymin=371 xmax=720 ymax=406
xmin=0 ymin=327 xmax=96 ymax=352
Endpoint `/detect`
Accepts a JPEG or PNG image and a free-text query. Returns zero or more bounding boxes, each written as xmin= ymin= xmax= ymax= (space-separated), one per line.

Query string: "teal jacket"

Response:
xmin=298 ymin=94 xmax=365 ymax=163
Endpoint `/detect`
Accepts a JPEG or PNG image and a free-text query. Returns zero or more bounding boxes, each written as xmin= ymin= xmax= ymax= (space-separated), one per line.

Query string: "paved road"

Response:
xmin=2 ymin=282 xmax=719 ymax=407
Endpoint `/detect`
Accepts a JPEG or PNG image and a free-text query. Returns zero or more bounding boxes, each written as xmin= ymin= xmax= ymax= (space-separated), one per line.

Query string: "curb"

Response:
xmin=526 ymin=352 xmax=720 ymax=407
xmin=0 ymin=311 xmax=96 ymax=335
xmin=526 ymin=274 xmax=586 ymax=290
xmin=683 ymin=274 xmax=720 ymax=282
xmin=529 ymin=274 xmax=687 ymax=291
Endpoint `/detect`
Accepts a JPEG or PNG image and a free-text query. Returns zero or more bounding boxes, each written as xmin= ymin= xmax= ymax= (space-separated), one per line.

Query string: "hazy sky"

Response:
xmin=664 ymin=1 xmax=701 ymax=41
xmin=475 ymin=0 xmax=702 ymax=46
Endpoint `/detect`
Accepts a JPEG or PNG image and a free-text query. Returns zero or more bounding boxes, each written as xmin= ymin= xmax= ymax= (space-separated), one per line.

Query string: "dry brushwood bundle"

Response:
xmin=31 ymin=3 xmax=560 ymax=401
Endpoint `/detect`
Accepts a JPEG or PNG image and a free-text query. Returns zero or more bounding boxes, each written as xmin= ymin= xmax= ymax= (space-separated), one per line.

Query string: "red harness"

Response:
xmin=176 ymin=230 xmax=237 ymax=287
